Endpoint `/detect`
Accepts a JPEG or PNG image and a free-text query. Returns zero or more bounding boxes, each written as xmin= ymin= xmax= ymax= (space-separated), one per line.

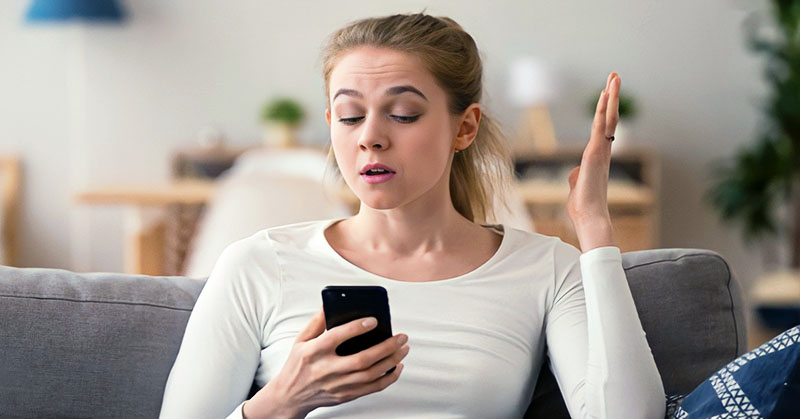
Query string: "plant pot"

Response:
xmin=262 ymin=122 xmax=297 ymax=148
xmin=611 ymin=120 xmax=631 ymax=154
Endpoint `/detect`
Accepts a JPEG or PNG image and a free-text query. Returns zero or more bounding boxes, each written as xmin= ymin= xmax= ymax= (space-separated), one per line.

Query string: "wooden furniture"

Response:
xmin=172 ymin=144 xmax=257 ymax=179
xmin=76 ymin=180 xmax=216 ymax=276
xmin=76 ymin=177 xmax=659 ymax=276
xmin=334 ymin=180 xmax=657 ymax=252
xmin=511 ymin=146 xmax=660 ymax=252
xmin=0 ymin=156 xmax=20 ymax=266
xmin=746 ymin=270 xmax=800 ymax=349
xmin=76 ymin=144 xmax=659 ymax=275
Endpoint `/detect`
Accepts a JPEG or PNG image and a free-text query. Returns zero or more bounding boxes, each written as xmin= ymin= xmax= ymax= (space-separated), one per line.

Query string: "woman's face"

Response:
xmin=326 ymin=46 xmax=476 ymax=212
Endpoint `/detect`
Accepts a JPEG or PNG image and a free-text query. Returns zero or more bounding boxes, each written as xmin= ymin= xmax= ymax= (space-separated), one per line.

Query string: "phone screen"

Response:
xmin=321 ymin=285 xmax=394 ymax=366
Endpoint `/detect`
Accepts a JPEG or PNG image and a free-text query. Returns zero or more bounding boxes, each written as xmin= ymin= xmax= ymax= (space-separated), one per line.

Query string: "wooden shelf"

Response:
xmin=75 ymin=145 xmax=661 ymax=274
xmin=513 ymin=146 xmax=660 ymax=251
xmin=75 ymin=179 xmax=217 ymax=206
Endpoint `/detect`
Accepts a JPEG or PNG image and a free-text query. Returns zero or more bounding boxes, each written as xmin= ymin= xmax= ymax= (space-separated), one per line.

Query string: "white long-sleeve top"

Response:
xmin=159 ymin=218 xmax=665 ymax=418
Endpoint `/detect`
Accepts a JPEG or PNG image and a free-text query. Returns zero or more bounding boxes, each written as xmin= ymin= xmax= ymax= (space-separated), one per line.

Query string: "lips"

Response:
xmin=360 ymin=171 xmax=395 ymax=184
xmin=360 ymin=162 xmax=396 ymax=175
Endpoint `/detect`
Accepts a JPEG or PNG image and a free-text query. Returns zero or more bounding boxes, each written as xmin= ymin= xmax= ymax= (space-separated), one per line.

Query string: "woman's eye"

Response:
xmin=338 ymin=117 xmax=364 ymax=125
xmin=391 ymin=115 xmax=420 ymax=123
xmin=337 ymin=115 xmax=420 ymax=125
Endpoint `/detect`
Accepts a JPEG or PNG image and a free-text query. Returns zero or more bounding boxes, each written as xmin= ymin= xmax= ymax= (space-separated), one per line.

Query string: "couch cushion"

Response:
xmin=673 ymin=325 xmax=800 ymax=417
xmin=622 ymin=248 xmax=747 ymax=394
xmin=0 ymin=266 xmax=204 ymax=419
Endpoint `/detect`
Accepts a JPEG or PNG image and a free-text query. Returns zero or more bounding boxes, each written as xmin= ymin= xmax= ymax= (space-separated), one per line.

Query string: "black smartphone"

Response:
xmin=321 ymin=285 xmax=395 ymax=373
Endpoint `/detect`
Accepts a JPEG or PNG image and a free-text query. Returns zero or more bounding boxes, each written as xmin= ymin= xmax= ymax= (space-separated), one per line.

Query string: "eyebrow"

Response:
xmin=332 ymin=85 xmax=428 ymax=102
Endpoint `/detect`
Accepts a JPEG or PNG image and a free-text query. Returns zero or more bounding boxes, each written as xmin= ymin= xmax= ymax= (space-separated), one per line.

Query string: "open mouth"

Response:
xmin=362 ymin=168 xmax=395 ymax=176
xmin=360 ymin=170 xmax=396 ymax=184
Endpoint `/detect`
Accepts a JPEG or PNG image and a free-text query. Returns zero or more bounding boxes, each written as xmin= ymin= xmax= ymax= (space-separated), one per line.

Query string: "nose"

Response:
xmin=357 ymin=114 xmax=390 ymax=152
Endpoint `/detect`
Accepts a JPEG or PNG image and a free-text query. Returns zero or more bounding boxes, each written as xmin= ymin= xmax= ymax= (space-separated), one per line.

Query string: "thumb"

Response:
xmin=295 ymin=307 xmax=326 ymax=343
xmin=568 ymin=166 xmax=580 ymax=191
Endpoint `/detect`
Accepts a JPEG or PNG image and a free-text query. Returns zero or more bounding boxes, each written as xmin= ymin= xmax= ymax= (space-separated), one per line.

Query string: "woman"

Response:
xmin=160 ymin=13 xmax=665 ymax=418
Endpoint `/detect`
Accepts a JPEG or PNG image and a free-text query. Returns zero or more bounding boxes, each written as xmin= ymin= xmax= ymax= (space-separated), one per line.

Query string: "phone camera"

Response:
xmin=341 ymin=292 xmax=346 ymax=297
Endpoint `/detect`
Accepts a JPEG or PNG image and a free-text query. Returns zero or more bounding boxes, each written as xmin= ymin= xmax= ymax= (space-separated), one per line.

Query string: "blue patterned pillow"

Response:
xmin=668 ymin=325 xmax=800 ymax=418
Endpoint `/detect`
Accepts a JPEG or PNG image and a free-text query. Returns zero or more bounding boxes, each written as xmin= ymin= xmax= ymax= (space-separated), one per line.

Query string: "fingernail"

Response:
xmin=398 ymin=334 xmax=408 ymax=345
xmin=362 ymin=317 xmax=377 ymax=328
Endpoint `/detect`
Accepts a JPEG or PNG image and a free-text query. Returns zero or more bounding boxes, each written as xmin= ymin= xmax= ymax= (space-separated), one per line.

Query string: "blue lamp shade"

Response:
xmin=25 ymin=0 xmax=126 ymax=22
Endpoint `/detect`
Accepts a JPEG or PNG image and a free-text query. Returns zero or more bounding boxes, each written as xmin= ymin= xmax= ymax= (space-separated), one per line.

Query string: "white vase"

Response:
xmin=611 ymin=120 xmax=631 ymax=154
xmin=262 ymin=122 xmax=297 ymax=148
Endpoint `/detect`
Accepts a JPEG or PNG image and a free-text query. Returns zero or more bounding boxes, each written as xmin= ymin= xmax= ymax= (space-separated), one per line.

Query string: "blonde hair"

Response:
xmin=320 ymin=12 xmax=514 ymax=224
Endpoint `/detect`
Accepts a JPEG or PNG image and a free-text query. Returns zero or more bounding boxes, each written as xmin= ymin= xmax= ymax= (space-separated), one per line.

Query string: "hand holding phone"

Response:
xmin=244 ymin=297 xmax=408 ymax=419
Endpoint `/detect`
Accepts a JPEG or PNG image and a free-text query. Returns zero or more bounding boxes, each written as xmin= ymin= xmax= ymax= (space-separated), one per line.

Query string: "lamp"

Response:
xmin=23 ymin=0 xmax=126 ymax=270
xmin=507 ymin=57 xmax=559 ymax=156
xmin=25 ymin=0 xmax=126 ymax=23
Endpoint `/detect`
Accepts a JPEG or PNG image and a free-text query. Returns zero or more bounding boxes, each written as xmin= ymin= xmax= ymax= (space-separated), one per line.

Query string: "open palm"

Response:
xmin=566 ymin=72 xmax=620 ymax=252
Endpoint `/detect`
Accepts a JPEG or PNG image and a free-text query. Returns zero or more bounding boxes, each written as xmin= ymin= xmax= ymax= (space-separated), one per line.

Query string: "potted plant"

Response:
xmin=707 ymin=0 xmax=800 ymax=330
xmin=260 ymin=97 xmax=305 ymax=148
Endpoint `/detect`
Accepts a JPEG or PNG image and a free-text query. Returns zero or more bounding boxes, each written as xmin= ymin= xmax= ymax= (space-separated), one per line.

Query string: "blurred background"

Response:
xmin=2 ymin=0 xmax=797 ymax=348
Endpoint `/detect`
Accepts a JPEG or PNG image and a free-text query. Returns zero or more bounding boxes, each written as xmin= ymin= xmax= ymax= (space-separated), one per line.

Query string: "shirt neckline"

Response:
xmin=316 ymin=217 xmax=511 ymax=285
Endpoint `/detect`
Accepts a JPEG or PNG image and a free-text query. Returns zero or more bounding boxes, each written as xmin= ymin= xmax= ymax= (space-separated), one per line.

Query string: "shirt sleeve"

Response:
xmin=159 ymin=236 xmax=281 ymax=419
xmin=544 ymin=241 xmax=665 ymax=418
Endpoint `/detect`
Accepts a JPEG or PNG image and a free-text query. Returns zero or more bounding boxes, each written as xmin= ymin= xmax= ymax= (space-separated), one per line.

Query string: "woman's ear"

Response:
xmin=325 ymin=108 xmax=331 ymax=127
xmin=454 ymin=104 xmax=481 ymax=151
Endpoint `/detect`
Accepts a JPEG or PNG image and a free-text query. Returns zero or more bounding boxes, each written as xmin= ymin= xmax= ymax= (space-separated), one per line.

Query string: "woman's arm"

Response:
xmin=545 ymin=241 xmax=665 ymax=418
xmin=546 ymin=72 xmax=665 ymax=417
xmin=159 ymin=237 xmax=280 ymax=419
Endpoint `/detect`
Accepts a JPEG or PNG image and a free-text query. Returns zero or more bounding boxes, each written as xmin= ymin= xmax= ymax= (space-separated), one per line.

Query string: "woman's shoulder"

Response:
xmin=207 ymin=219 xmax=335 ymax=287
xmin=501 ymin=224 xmax=579 ymax=254
xmin=219 ymin=218 xmax=335 ymax=260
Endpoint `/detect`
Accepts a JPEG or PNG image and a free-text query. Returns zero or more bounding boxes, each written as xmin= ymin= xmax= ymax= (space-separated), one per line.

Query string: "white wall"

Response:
xmin=0 ymin=0 xmax=776 ymax=289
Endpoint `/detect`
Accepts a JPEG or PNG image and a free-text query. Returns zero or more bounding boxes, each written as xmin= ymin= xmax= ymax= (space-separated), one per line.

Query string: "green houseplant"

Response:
xmin=260 ymin=97 xmax=305 ymax=148
xmin=587 ymin=93 xmax=637 ymax=120
xmin=707 ymin=0 xmax=800 ymax=271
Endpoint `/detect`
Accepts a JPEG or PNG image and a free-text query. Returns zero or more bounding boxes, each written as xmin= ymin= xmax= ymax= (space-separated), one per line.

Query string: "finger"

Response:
xmin=356 ymin=362 xmax=404 ymax=394
xmin=605 ymin=72 xmax=614 ymax=91
xmin=336 ymin=333 xmax=408 ymax=373
xmin=568 ymin=166 xmax=580 ymax=191
xmin=295 ymin=308 xmax=326 ymax=343
xmin=321 ymin=316 xmax=379 ymax=349
xmin=605 ymin=74 xmax=621 ymax=137
xmin=328 ymin=344 xmax=410 ymax=390
xmin=335 ymin=363 xmax=405 ymax=402
xmin=588 ymin=89 xmax=609 ymax=153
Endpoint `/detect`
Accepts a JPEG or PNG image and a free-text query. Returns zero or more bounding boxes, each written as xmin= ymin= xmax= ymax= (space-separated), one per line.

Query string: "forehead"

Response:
xmin=329 ymin=46 xmax=439 ymax=99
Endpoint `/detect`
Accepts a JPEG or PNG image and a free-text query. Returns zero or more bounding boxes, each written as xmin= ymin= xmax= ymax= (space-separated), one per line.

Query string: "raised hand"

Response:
xmin=566 ymin=72 xmax=620 ymax=252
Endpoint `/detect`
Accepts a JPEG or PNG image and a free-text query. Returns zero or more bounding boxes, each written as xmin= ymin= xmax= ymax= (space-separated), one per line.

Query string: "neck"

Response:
xmin=343 ymin=172 xmax=478 ymax=257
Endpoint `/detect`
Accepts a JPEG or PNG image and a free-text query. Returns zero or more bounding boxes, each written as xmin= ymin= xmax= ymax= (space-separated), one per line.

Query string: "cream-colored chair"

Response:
xmin=182 ymin=146 xmax=535 ymax=278
xmin=182 ymin=148 xmax=350 ymax=278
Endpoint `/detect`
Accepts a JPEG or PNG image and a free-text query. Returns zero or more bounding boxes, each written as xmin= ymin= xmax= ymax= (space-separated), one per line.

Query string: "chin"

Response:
xmin=358 ymin=196 xmax=401 ymax=210
xmin=352 ymin=187 xmax=404 ymax=209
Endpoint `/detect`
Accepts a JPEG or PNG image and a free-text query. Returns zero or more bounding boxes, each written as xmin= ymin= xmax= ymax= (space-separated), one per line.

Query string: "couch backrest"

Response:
xmin=0 ymin=249 xmax=746 ymax=418
xmin=0 ymin=267 xmax=203 ymax=418
xmin=524 ymin=248 xmax=747 ymax=417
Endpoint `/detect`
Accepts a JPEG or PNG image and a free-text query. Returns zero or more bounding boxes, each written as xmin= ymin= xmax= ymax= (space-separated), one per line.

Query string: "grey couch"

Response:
xmin=0 ymin=248 xmax=746 ymax=418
